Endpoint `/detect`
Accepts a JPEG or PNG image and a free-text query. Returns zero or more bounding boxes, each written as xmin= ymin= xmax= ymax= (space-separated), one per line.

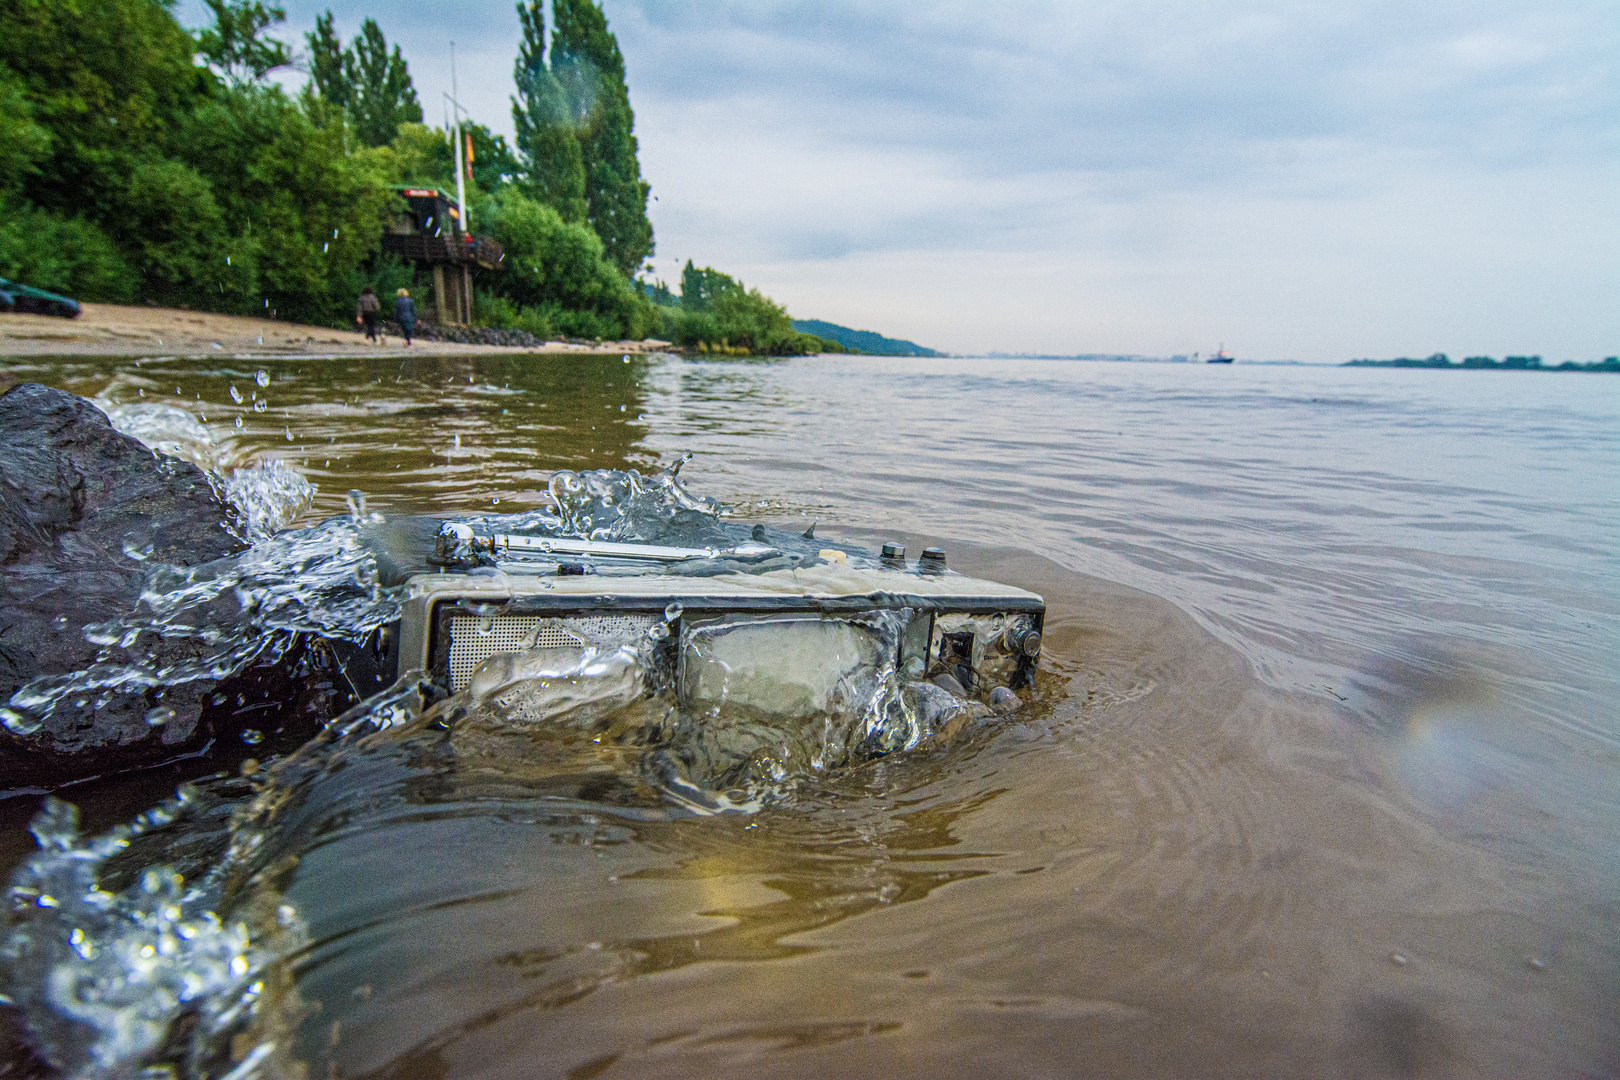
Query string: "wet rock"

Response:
xmin=0 ymin=384 xmax=259 ymax=782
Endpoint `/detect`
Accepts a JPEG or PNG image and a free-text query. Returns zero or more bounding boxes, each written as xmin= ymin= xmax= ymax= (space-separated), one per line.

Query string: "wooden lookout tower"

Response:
xmin=381 ymin=187 xmax=503 ymax=326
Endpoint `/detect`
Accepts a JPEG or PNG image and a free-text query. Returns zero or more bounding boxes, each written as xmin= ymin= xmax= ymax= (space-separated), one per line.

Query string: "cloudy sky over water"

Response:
xmin=180 ymin=1 xmax=1617 ymax=360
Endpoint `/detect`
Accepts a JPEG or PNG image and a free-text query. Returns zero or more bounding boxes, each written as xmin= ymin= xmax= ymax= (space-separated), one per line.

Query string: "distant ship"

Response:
xmin=1206 ymin=344 xmax=1233 ymax=364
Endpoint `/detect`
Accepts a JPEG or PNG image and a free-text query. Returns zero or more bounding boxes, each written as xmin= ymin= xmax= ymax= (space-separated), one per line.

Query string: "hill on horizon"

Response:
xmin=791 ymin=319 xmax=938 ymax=357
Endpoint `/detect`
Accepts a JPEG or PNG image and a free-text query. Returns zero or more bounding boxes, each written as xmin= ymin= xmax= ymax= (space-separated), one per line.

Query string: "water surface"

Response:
xmin=3 ymin=353 xmax=1616 ymax=1078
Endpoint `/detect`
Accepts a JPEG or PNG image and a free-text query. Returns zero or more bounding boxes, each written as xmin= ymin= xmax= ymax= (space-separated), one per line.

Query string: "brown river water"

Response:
xmin=1 ymin=352 xmax=1617 ymax=1078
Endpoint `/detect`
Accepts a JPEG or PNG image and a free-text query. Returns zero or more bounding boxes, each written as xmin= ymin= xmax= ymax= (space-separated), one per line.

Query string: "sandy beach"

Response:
xmin=0 ymin=304 xmax=672 ymax=359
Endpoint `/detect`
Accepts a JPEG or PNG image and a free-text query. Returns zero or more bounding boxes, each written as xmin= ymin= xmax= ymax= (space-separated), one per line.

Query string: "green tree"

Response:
xmin=487 ymin=186 xmax=650 ymax=338
xmin=391 ymin=123 xmax=455 ymax=189
xmin=196 ymin=0 xmax=293 ymax=86
xmin=464 ymin=122 xmax=522 ymax=192
xmin=0 ymin=0 xmax=208 ymax=217
xmin=0 ymin=62 xmax=51 ymax=199
xmin=551 ymin=0 xmax=652 ymax=275
xmin=679 ymin=260 xmax=737 ymax=312
xmin=0 ymin=205 xmax=132 ymax=303
xmin=343 ymin=18 xmax=422 ymax=147
xmin=114 ymin=155 xmax=232 ymax=307
xmin=179 ymin=85 xmax=398 ymax=322
xmin=512 ymin=1 xmax=587 ymax=224
xmin=305 ymin=10 xmax=349 ymax=107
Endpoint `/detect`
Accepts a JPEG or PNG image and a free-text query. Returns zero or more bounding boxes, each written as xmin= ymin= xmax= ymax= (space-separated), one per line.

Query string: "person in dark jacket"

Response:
xmin=356 ymin=286 xmax=381 ymax=343
xmin=394 ymin=288 xmax=417 ymax=346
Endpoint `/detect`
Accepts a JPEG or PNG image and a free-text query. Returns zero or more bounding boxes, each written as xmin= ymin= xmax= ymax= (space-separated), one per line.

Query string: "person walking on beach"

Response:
xmin=356 ymin=286 xmax=381 ymax=343
xmin=394 ymin=288 xmax=417 ymax=347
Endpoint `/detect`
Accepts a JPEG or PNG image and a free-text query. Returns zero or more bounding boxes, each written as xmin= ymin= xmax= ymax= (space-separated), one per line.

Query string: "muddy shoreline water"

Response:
xmin=1 ymin=352 xmax=1615 ymax=1078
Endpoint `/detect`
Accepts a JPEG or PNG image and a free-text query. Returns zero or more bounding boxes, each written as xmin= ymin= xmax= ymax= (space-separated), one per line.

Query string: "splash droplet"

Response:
xmin=144 ymin=705 xmax=175 ymax=727
xmin=229 ymin=386 xmax=243 ymax=404
xmin=253 ymin=400 xmax=267 ymax=413
xmin=240 ymin=728 xmax=263 ymax=745
xmin=255 ymin=370 xmax=270 ymax=387
xmin=1 ymin=707 xmax=42 ymax=735
xmin=664 ymin=602 xmax=684 ymax=622
xmin=346 ymin=490 xmax=367 ymax=523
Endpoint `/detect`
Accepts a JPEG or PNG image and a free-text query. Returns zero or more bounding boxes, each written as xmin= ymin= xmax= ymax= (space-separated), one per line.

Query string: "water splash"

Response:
xmin=1 ymin=790 xmax=305 ymax=1080
xmin=222 ymin=460 xmax=314 ymax=544
xmin=5 ymin=512 xmax=398 ymax=730
xmin=100 ymin=398 xmax=317 ymax=544
xmin=101 ymin=402 xmax=222 ymax=472
xmin=470 ymin=456 xmax=724 ymax=547
xmin=3 ymin=604 xmax=985 ymax=1073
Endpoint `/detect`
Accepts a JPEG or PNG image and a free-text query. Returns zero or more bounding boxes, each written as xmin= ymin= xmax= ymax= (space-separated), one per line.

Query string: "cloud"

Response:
xmin=174 ymin=0 xmax=1620 ymax=358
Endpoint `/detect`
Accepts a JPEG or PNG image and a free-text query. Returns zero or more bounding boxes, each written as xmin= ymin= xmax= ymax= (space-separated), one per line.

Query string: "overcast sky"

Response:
xmin=178 ymin=0 xmax=1617 ymax=360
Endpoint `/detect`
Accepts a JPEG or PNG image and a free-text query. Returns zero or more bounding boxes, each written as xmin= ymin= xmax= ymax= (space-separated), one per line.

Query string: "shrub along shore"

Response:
xmin=0 ymin=0 xmax=851 ymax=357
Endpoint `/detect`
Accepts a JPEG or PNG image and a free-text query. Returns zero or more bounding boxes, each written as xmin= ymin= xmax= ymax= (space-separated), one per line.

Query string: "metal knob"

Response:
xmin=1001 ymin=624 xmax=1042 ymax=657
xmin=881 ymin=542 xmax=906 ymax=560
xmin=919 ymin=547 xmax=947 ymax=573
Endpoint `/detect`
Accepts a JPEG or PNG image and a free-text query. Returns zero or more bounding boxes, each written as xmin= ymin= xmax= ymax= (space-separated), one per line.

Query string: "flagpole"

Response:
xmin=450 ymin=41 xmax=468 ymax=232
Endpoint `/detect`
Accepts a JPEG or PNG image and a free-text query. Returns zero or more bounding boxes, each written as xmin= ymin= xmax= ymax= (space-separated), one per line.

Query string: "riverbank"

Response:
xmin=0 ymin=304 xmax=673 ymax=359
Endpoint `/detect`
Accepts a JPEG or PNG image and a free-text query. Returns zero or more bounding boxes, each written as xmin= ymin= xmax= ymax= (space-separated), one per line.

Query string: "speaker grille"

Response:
xmin=445 ymin=613 xmax=657 ymax=690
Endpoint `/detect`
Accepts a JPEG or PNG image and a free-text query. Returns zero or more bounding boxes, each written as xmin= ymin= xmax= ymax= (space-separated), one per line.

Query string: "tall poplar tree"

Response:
xmin=344 ymin=19 xmax=422 ymax=147
xmin=551 ymin=0 xmax=652 ymax=276
xmin=305 ymin=11 xmax=348 ymax=107
xmin=511 ymin=1 xmax=586 ymax=223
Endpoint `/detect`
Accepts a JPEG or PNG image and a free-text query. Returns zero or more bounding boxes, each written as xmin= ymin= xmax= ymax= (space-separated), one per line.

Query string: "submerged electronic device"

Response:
xmin=346 ymin=518 xmax=1045 ymax=707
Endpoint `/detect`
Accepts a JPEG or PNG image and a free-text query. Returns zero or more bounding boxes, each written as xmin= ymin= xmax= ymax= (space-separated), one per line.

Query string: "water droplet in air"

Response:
xmin=347 ymin=490 xmax=367 ymax=523
xmin=664 ymin=602 xmax=683 ymax=622
xmin=1 ymin=707 xmax=42 ymax=735
xmin=122 ymin=537 xmax=155 ymax=561
xmin=285 ymin=426 xmax=293 ymax=441
xmin=229 ymin=385 xmax=243 ymax=404
xmin=241 ymin=728 xmax=263 ymax=745
xmin=256 ymin=370 xmax=270 ymax=387
xmin=253 ymin=399 xmax=267 ymax=412
xmin=234 ymin=417 xmax=243 ymax=428
xmin=145 ymin=705 xmax=176 ymax=727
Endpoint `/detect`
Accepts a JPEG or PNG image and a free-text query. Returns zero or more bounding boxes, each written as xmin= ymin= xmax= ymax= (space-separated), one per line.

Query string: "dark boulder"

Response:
xmin=0 ymin=383 xmax=337 ymax=787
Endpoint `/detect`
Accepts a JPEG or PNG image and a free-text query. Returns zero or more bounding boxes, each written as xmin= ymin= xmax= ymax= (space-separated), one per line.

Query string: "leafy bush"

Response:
xmin=0 ymin=203 xmax=134 ymax=302
xmin=486 ymin=187 xmax=648 ymax=338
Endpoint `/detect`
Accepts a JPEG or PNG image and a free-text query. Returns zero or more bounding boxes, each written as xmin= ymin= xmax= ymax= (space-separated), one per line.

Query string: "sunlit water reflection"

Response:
xmin=2 ymin=352 xmax=1617 ymax=1078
